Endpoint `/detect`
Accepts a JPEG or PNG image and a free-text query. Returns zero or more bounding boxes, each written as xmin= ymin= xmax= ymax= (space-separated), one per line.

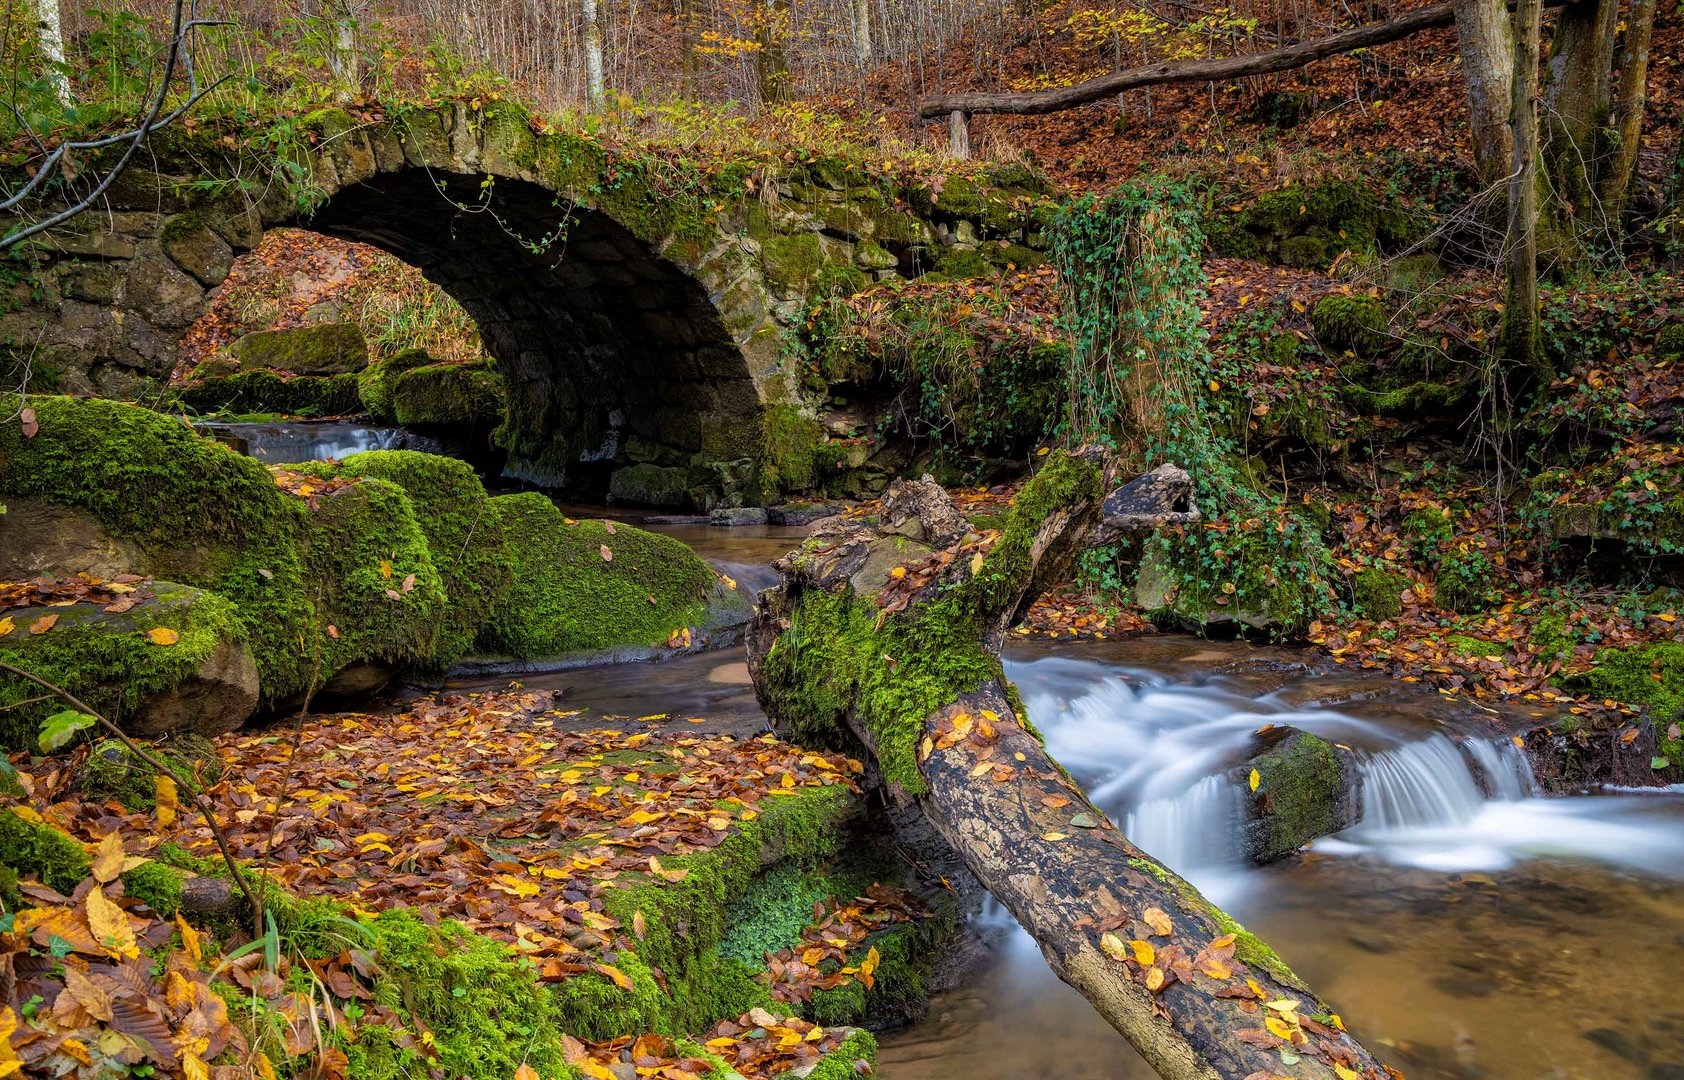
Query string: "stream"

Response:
xmin=222 ymin=422 xmax=1684 ymax=1080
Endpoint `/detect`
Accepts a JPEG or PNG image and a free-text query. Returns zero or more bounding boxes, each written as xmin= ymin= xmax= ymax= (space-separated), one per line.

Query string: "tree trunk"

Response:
xmin=325 ymin=0 xmax=361 ymax=103
xmin=1597 ymin=0 xmax=1657 ymax=220
xmin=583 ymin=0 xmax=607 ymax=107
xmin=33 ymin=0 xmax=73 ymax=107
xmin=1540 ymin=0 xmax=1618 ymax=232
xmin=852 ymin=0 xmax=873 ymax=65
xmin=747 ymin=457 xmax=1393 ymax=1080
xmin=756 ymin=0 xmax=794 ymax=105
xmin=948 ymin=110 xmax=971 ymax=159
xmin=1501 ymin=0 xmax=1543 ymax=382
xmin=1452 ymin=0 xmax=1515 ymax=185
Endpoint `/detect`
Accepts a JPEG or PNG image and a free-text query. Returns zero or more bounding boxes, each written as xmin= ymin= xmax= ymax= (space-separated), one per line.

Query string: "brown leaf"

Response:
xmin=28 ymin=613 xmax=58 ymax=635
xmin=19 ymin=407 xmax=37 ymax=438
xmin=600 ymin=545 xmax=613 ymax=562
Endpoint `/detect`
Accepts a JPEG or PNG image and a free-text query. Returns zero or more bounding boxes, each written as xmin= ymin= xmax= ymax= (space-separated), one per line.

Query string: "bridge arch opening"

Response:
xmin=290 ymin=169 xmax=766 ymax=502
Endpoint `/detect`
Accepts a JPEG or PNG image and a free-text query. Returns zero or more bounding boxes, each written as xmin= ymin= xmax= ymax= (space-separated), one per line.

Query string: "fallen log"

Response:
xmin=747 ymin=453 xmax=1394 ymax=1080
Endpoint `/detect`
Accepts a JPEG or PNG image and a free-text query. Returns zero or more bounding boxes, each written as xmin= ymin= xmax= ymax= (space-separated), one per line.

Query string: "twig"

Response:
xmin=0 ymin=660 xmax=265 ymax=935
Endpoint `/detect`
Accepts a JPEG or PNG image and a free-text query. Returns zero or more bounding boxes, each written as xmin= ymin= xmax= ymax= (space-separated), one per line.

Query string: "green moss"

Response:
xmin=231 ymin=322 xmax=367 ymax=375
xmin=1529 ymin=611 xmax=1580 ymax=663
xmin=1402 ymin=506 xmax=1455 ymax=557
xmin=76 ymin=734 xmax=223 ymax=810
xmin=358 ymin=347 xmax=436 ymax=424
xmin=553 ymin=782 xmax=858 ymax=1040
xmin=608 ymin=463 xmax=697 ymax=508
xmin=760 ymin=454 xmax=1100 ymax=793
xmin=177 ymin=371 xmax=364 ymax=417
xmin=1657 ymin=323 xmax=1684 ymax=362
xmin=355 ymin=909 xmax=569 ymax=1080
xmin=477 ymin=493 xmax=717 ymax=659
xmin=304 ymin=451 xmax=512 ymax=671
xmin=1445 ymin=634 xmax=1499 ymax=659
xmin=1570 ymin=643 xmax=1684 ymax=763
xmin=1249 ymin=732 xmax=1347 ymax=861
xmin=1312 ymin=294 xmax=1389 ymax=356
xmin=0 ymin=806 xmax=191 ymax=917
xmin=763 ymin=404 xmax=821 ymax=494
xmin=390 ymin=359 xmax=506 ymax=428
xmin=1351 ymin=568 xmax=1409 ymax=620
xmin=299 ymin=476 xmax=450 ymax=679
xmin=0 ymin=584 xmax=245 ymax=749
xmin=761 ymin=234 xmax=826 ymax=291
xmin=1434 ymin=548 xmax=1500 ymax=614
xmin=800 ymin=1028 xmax=878 ymax=1080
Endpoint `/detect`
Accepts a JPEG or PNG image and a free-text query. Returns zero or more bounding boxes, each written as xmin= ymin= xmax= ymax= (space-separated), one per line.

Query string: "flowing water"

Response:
xmin=196 ymin=420 xmax=455 ymax=463
xmin=879 ymin=642 xmax=1684 ymax=1080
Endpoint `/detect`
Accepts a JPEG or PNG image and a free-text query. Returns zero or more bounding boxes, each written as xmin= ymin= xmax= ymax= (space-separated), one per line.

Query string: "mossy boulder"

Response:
xmin=389 ymin=359 xmax=506 ymax=429
xmin=357 ymin=347 xmax=435 ymax=424
xmin=1312 ymin=294 xmax=1389 ymax=356
xmin=0 ymin=396 xmax=461 ymax=710
xmin=230 ymin=322 xmax=368 ymax=374
xmin=1234 ymin=727 xmax=1359 ymax=863
xmin=1433 ymin=547 xmax=1501 ymax=613
xmin=609 ymin=462 xmax=697 ymax=508
xmin=1204 ymin=181 xmax=1384 ymax=269
xmin=475 ymin=492 xmax=741 ymax=662
xmin=1655 ymin=323 xmax=1684 ymax=362
xmin=1568 ymin=643 xmax=1684 ymax=765
xmin=176 ymin=370 xmax=363 ymax=417
xmin=0 ymin=396 xmax=319 ymax=703
xmin=291 ymin=474 xmax=450 ymax=697
xmin=298 ymin=451 xmax=512 ymax=671
xmin=1351 ymin=568 xmax=1410 ymax=621
xmin=0 ymin=582 xmax=258 ymax=749
xmin=1134 ymin=525 xmax=1328 ymax=637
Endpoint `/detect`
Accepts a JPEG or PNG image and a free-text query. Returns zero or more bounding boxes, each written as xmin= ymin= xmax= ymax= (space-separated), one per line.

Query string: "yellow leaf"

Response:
xmin=1209 ymin=380 xmax=1221 ymax=392
xmin=890 ymin=566 xmax=907 ymax=579
xmin=0 ymin=617 xmax=12 ymax=638
xmin=632 ymin=910 xmax=647 ymax=939
xmin=515 ymin=1067 xmax=541 ymax=1080
xmin=255 ymin=1052 xmax=278 ymax=1080
xmin=969 ymin=761 xmax=994 ymax=778
xmin=1042 ymin=832 xmax=1068 ymax=842
xmin=1099 ymin=932 xmax=1129 ymax=961
xmin=156 ymin=775 xmax=179 ymax=827
xmin=183 ymin=1057 xmax=211 ymax=1080
xmin=1128 ymin=939 xmax=1155 ymax=965
xmin=1335 ymin=1066 xmax=1362 ymax=1080
xmin=1265 ymin=1016 xmax=1295 ymax=1040
xmin=594 ymin=962 xmax=634 ymax=991
xmin=379 ymin=560 xmax=393 ymax=580
xmin=970 ymin=551 xmax=985 ymax=576
xmin=176 ymin=914 xmax=202 ymax=964
xmin=90 ymin=832 xmax=126 ymax=884
xmin=1248 ymin=768 xmax=1260 ymax=792
xmin=86 ymin=885 xmax=139 ymax=959
xmin=146 ymin=627 xmax=179 ymax=646
xmin=1142 ymin=907 xmax=1173 ymax=937
xmin=1144 ymin=966 xmax=1166 ymax=992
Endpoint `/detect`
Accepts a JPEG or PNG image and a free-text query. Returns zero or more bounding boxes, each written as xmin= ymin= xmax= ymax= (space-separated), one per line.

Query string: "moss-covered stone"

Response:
xmin=1312 ymin=294 xmax=1389 ymax=356
xmin=1654 ymin=323 xmax=1684 ymax=362
xmin=761 ymin=234 xmax=827 ymax=292
xmin=762 ymin=404 xmax=821 ymax=494
xmin=1569 ymin=643 xmax=1684 ymax=764
xmin=75 ymin=734 xmax=224 ymax=810
xmin=295 ymin=474 xmax=450 ymax=685
xmin=303 ymin=451 xmax=512 ymax=671
xmin=609 ymin=463 xmax=696 ymax=508
xmin=231 ymin=322 xmax=368 ymax=375
xmin=357 ymin=347 xmax=436 ymax=424
xmin=1 ymin=396 xmax=319 ymax=703
xmin=0 ymin=582 xmax=252 ymax=749
xmin=176 ymin=370 xmax=364 ymax=417
xmin=390 ymin=359 xmax=506 ymax=429
xmin=1351 ymin=568 xmax=1409 ymax=621
xmin=1238 ymin=728 xmax=1356 ymax=863
xmin=476 ymin=493 xmax=720 ymax=661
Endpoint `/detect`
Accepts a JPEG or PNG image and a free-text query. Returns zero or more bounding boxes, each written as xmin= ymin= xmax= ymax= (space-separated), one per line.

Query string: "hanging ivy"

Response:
xmin=1050 ymin=180 xmax=1333 ymax=635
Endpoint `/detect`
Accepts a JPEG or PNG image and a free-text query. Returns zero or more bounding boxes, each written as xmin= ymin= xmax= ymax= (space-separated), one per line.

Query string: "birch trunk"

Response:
xmin=34 ymin=0 xmax=73 ymax=107
xmin=583 ymin=0 xmax=606 ymax=107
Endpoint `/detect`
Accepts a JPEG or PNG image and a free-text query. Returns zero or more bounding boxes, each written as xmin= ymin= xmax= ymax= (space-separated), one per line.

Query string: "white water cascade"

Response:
xmin=1008 ymin=652 xmax=1684 ymax=889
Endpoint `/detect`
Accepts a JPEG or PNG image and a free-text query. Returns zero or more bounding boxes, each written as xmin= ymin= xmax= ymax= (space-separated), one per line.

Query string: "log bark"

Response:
xmin=747 ymin=455 xmax=1392 ymax=1080
xmin=918 ymin=3 xmax=1461 ymax=118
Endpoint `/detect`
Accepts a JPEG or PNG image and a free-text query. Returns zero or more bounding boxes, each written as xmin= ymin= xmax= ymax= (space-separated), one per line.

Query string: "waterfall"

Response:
xmin=1354 ymin=733 xmax=1541 ymax=834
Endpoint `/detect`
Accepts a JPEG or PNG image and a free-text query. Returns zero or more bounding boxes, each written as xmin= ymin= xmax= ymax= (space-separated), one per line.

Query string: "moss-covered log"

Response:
xmin=747 ymin=454 xmax=1390 ymax=1080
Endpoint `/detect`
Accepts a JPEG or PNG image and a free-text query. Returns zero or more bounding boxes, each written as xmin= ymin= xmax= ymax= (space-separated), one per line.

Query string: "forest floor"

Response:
xmin=4 ymin=688 xmax=917 ymax=1078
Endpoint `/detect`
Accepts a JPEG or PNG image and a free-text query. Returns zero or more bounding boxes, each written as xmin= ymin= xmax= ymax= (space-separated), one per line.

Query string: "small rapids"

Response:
xmin=881 ymin=642 xmax=1684 ymax=1080
xmin=196 ymin=420 xmax=449 ymax=463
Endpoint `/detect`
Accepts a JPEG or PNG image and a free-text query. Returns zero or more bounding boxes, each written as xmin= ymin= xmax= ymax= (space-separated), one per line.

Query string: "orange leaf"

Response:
xmin=146 ymin=627 xmax=179 ymax=646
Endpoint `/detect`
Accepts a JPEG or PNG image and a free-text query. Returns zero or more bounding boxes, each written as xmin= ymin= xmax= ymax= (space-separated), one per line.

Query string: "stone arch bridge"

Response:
xmin=3 ymin=103 xmax=1051 ymax=505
